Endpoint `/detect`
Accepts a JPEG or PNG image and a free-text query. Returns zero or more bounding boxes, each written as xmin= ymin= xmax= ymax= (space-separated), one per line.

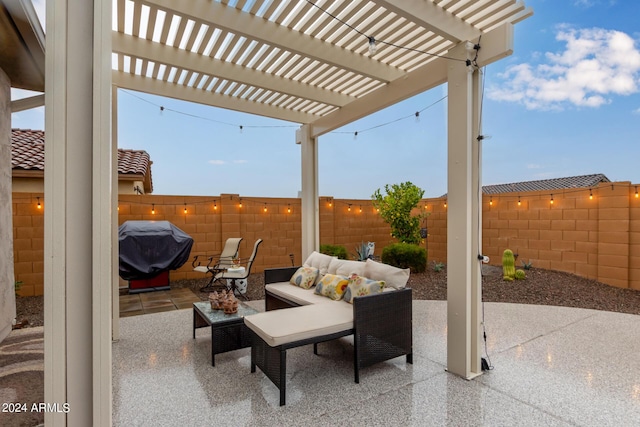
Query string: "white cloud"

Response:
xmin=233 ymin=159 xmax=248 ymax=164
xmin=488 ymin=28 xmax=640 ymax=110
xmin=208 ymin=160 xmax=226 ymax=165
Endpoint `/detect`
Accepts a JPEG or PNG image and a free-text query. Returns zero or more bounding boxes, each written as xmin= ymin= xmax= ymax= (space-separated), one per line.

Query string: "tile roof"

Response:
xmin=11 ymin=129 xmax=153 ymax=192
xmin=439 ymin=174 xmax=611 ymax=197
xmin=482 ymin=174 xmax=611 ymax=195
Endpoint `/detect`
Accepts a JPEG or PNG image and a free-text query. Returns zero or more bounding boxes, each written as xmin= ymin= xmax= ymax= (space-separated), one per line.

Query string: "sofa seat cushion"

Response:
xmin=266 ymin=282 xmax=333 ymax=306
xmin=244 ymin=303 xmax=353 ymax=347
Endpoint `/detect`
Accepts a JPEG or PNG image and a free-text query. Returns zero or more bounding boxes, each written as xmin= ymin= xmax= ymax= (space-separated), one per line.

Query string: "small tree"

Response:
xmin=372 ymin=181 xmax=425 ymax=245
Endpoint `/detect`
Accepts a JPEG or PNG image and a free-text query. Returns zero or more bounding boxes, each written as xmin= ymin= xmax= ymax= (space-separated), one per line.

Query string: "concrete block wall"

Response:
xmin=11 ymin=192 xmax=44 ymax=296
xmin=12 ymin=181 xmax=640 ymax=296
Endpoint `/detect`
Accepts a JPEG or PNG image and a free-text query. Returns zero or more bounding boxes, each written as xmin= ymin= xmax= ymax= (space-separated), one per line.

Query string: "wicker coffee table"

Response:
xmin=192 ymin=301 xmax=259 ymax=366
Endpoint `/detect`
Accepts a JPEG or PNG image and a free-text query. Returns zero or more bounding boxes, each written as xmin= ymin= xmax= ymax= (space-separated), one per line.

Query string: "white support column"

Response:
xmin=112 ymin=86 xmax=120 ymax=342
xmin=446 ymin=43 xmax=483 ymax=379
xmin=296 ymin=124 xmax=319 ymax=261
xmin=92 ymin=0 xmax=113 ymax=423
xmin=45 ymin=0 xmax=112 ymax=425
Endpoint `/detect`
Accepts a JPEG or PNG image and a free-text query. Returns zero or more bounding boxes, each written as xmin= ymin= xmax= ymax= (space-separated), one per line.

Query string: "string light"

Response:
xmin=636 ymin=187 xmax=638 ymax=198
xmin=550 ymin=194 xmax=554 ymax=205
xmin=489 ymin=197 xmax=493 ymax=206
xmin=518 ymin=196 xmax=521 ymax=206
xmin=414 ymin=111 xmax=420 ymax=123
xmin=368 ymin=36 xmax=377 ymax=55
xmin=213 ymin=201 xmax=217 ymax=210
xmin=239 ymin=125 xmax=243 ymax=134
xmin=287 ymin=204 xmax=291 ymax=213
xmin=263 ymin=203 xmax=267 ymax=213
xmin=359 ymin=205 xmax=362 ymax=213
xmin=589 ymin=189 xmax=593 ymax=200
xmin=152 ymin=204 xmax=155 ymax=214
xmin=328 ymin=198 xmax=333 ymax=207
xmin=348 ymin=204 xmax=352 ymax=212
xmin=37 ymin=197 xmax=41 ymax=209
xmin=239 ymin=199 xmax=243 ymax=208
xmin=353 ymin=131 xmax=358 ymax=140
xmin=302 ymin=0 xmax=468 ymax=64
xmin=183 ymin=203 xmax=187 ymax=214
xmin=444 ymin=200 xmax=447 ymax=208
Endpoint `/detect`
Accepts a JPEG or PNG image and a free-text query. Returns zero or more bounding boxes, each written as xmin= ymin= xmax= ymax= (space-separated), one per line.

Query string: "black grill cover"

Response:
xmin=118 ymin=220 xmax=194 ymax=280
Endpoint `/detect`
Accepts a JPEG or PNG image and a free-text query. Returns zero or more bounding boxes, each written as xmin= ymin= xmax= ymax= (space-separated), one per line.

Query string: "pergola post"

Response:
xmin=44 ymin=0 xmax=112 ymax=425
xmin=446 ymin=42 xmax=483 ymax=379
xmin=296 ymin=124 xmax=320 ymax=261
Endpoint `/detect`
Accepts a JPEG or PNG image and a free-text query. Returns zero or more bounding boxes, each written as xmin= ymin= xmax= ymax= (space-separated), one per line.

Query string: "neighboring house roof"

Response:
xmin=11 ymin=129 xmax=153 ymax=193
xmin=441 ymin=174 xmax=611 ymax=197
xmin=482 ymin=174 xmax=611 ymax=195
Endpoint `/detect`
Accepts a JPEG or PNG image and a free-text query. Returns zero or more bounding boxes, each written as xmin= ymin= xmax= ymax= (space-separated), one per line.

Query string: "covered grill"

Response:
xmin=118 ymin=220 xmax=194 ymax=292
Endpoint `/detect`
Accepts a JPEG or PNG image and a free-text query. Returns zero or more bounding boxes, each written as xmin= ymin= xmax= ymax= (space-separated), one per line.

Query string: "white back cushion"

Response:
xmin=364 ymin=259 xmax=410 ymax=289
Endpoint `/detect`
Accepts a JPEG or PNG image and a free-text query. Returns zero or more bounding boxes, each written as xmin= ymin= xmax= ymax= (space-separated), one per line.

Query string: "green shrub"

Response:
xmin=381 ymin=243 xmax=426 ymax=273
xmin=320 ymin=244 xmax=348 ymax=260
xmin=515 ymin=269 xmax=526 ymax=280
xmin=432 ymin=261 xmax=445 ymax=272
xmin=521 ymin=260 xmax=533 ymax=270
xmin=502 ymin=249 xmax=515 ymax=281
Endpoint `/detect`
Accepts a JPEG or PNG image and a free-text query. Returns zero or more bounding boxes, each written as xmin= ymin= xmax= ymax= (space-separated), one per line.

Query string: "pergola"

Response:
xmin=32 ymin=0 xmax=533 ymax=424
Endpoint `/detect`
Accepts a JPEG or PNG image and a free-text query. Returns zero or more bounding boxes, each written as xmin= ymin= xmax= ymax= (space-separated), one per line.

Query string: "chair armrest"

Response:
xmin=264 ymin=266 xmax=300 ymax=285
xmin=352 ymin=288 xmax=412 ymax=368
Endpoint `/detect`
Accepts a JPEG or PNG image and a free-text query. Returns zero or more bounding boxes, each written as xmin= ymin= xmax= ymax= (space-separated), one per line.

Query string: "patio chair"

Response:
xmin=192 ymin=237 xmax=242 ymax=291
xmin=214 ymin=238 xmax=263 ymax=300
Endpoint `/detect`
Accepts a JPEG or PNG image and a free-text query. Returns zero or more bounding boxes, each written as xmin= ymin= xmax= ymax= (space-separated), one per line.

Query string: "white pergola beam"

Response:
xmin=375 ymin=0 xmax=481 ymax=42
xmin=113 ymin=71 xmax=316 ymax=124
xmin=10 ymin=93 xmax=44 ymax=112
xmin=308 ymin=58 xmax=448 ymax=137
xmin=112 ymin=33 xmax=354 ymax=108
xmin=137 ymin=0 xmax=404 ymax=83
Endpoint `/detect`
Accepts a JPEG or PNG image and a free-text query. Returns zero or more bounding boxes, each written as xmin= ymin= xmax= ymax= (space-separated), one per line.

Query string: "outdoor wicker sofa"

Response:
xmin=243 ymin=253 xmax=413 ymax=406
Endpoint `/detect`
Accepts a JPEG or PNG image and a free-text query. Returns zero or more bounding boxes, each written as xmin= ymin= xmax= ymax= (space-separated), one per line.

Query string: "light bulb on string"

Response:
xmin=287 ymin=204 xmax=291 ymax=213
xmin=489 ymin=197 xmax=493 ymax=206
xmin=184 ymin=203 xmax=187 ymax=214
xmin=359 ymin=205 xmax=362 ymax=213
xmin=414 ymin=111 xmax=420 ymax=123
xmin=353 ymin=131 xmax=358 ymax=140
xmin=37 ymin=197 xmax=41 ymax=209
xmin=348 ymin=204 xmax=352 ymax=212
xmin=159 ymin=106 xmax=164 ymax=115
xmin=214 ymin=201 xmax=217 ymax=210
xmin=263 ymin=203 xmax=267 ymax=213
xmin=444 ymin=201 xmax=447 ymax=208
xmin=239 ymin=125 xmax=243 ymax=134
xmin=518 ymin=196 xmax=521 ymax=206
xmin=589 ymin=189 xmax=593 ymax=200
xmin=239 ymin=199 xmax=243 ymax=208
xmin=550 ymin=194 xmax=554 ymax=205
xmin=152 ymin=204 xmax=155 ymax=215
xmin=368 ymin=36 xmax=377 ymax=55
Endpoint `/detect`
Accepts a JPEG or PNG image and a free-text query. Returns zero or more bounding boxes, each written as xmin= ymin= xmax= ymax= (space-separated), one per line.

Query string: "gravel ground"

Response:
xmin=14 ymin=265 xmax=640 ymax=328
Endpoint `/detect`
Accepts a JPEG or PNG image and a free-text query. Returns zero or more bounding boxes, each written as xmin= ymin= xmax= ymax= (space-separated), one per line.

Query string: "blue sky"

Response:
xmin=10 ymin=0 xmax=640 ymax=198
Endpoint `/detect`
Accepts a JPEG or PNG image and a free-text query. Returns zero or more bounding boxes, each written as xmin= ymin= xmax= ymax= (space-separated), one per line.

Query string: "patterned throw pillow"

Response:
xmin=289 ymin=266 xmax=319 ymax=289
xmin=343 ymin=274 xmax=385 ymax=304
xmin=314 ymin=274 xmax=350 ymax=301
